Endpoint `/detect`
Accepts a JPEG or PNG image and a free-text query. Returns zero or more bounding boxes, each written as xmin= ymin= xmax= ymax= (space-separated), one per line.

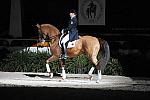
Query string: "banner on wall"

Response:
xmin=78 ymin=0 xmax=105 ymax=25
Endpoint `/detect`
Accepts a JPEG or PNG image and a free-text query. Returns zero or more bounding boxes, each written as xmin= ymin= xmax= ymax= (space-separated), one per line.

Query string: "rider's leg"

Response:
xmin=61 ymin=34 xmax=69 ymax=59
xmin=64 ymin=41 xmax=69 ymax=56
xmin=61 ymin=43 xmax=65 ymax=55
xmin=62 ymin=43 xmax=67 ymax=58
xmin=60 ymin=43 xmax=66 ymax=59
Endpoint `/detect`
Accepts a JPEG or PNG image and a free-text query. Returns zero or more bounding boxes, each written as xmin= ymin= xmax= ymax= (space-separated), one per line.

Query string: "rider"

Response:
xmin=61 ymin=9 xmax=79 ymax=59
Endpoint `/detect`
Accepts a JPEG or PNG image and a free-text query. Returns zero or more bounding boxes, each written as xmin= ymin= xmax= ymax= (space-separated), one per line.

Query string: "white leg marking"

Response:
xmin=46 ymin=63 xmax=50 ymax=73
xmin=50 ymin=73 xmax=53 ymax=78
xmin=62 ymin=67 xmax=66 ymax=80
xmin=88 ymin=67 xmax=95 ymax=80
xmin=96 ymin=70 xmax=102 ymax=83
xmin=46 ymin=63 xmax=53 ymax=78
xmin=88 ymin=67 xmax=95 ymax=75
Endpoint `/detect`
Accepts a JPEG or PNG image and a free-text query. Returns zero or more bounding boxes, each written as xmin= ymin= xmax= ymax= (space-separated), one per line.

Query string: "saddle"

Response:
xmin=59 ymin=34 xmax=77 ymax=49
xmin=59 ymin=39 xmax=77 ymax=49
xmin=66 ymin=40 xmax=76 ymax=48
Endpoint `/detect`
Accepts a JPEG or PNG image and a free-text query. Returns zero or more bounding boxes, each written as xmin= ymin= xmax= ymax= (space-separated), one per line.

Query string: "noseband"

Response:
xmin=39 ymin=31 xmax=60 ymax=42
xmin=38 ymin=25 xmax=60 ymax=43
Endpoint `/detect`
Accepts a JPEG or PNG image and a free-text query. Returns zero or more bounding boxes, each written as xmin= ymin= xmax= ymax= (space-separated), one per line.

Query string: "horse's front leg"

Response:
xmin=46 ymin=55 xmax=59 ymax=78
xmin=46 ymin=63 xmax=53 ymax=78
xmin=61 ymin=66 xmax=66 ymax=80
xmin=59 ymin=59 xmax=66 ymax=80
xmin=88 ymin=67 xmax=95 ymax=80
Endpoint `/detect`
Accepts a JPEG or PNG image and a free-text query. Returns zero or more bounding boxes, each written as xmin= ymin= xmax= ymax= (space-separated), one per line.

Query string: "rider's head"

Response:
xmin=69 ymin=9 xmax=77 ymax=17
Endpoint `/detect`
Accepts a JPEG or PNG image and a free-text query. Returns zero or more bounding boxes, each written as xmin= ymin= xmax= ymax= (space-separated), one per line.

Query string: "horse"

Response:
xmin=86 ymin=1 xmax=97 ymax=18
xmin=35 ymin=23 xmax=110 ymax=83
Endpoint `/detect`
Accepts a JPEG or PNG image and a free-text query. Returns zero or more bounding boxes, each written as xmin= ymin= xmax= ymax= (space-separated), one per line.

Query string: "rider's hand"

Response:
xmin=61 ymin=29 xmax=64 ymax=34
xmin=41 ymin=39 xmax=45 ymax=44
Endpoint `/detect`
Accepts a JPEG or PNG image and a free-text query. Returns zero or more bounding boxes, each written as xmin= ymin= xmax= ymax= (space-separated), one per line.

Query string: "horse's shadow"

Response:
xmin=23 ymin=73 xmax=93 ymax=80
xmin=24 ymin=73 xmax=60 ymax=78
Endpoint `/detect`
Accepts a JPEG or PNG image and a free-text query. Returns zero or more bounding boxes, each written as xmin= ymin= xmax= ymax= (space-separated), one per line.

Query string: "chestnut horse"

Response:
xmin=35 ymin=24 xmax=110 ymax=83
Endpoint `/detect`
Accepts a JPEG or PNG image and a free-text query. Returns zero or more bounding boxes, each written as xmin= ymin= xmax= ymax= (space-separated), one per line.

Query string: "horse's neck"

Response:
xmin=51 ymin=37 xmax=59 ymax=45
xmin=49 ymin=36 xmax=61 ymax=56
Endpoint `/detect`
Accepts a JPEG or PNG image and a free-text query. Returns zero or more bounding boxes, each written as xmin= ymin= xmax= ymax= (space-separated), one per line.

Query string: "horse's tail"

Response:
xmin=97 ymin=40 xmax=110 ymax=74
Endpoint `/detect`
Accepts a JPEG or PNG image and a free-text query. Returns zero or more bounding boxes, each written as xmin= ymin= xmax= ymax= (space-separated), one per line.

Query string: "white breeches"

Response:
xmin=61 ymin=34 xmax=69 ymax=44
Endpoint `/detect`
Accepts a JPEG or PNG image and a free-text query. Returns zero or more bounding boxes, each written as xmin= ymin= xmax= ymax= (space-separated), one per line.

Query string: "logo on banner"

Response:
xmin=79 ymin=0 xmax=105 ymax=25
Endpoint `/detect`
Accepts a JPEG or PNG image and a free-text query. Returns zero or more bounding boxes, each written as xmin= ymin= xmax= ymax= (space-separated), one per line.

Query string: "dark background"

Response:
xmin=0 ymin=0 xmax=149 ymax=37
xmin=0 ymin=0 xmax=150 ymax=77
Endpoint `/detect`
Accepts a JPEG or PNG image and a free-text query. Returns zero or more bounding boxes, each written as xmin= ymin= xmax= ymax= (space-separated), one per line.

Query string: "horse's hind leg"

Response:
xmin=96 ymin=70 xmax=102 ymax=83
xmin=91 ymin=55 xmax=102 ymax=83
xmin=93 ymin=56 xmax=103 ymax=83
xmin=88 ymin=45 xmax=102 ymax=83
xmin=88 ymin=55 xmax=98 ymax=80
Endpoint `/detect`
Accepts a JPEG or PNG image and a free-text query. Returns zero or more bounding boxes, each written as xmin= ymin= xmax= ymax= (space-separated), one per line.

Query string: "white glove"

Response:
xmin=61 ymin=29 xmax=64 ymax=34
xmin=41 ymin=39 xmax=45 ymax=44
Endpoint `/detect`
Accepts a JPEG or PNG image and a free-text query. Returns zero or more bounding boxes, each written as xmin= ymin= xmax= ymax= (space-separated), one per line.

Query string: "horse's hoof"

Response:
xmin=61 ymin=74 xmax=66 ymax=80
xmin=96 ymin=80 xmax=100 ymax=83
xmin=88 ymin=75 xmax=93 ymax=81
xmin=61 ymin=76 xmax=66 ymax=80
xmin=49 ymin=73 xmax=53 ymax=78
xmin=61 ymin=78 xmax=65 ymax=80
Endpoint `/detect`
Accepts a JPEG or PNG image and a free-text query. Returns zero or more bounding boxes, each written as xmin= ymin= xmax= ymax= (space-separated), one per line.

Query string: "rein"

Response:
xmin=48 ymin=34 xmax=60 ymax=40
xmin=38 ymin=24 xmax=60 ymax=41
xmin=37 ymin=25 xmax=60 ymax=47
xmin=42 ymin=34 xmax=60 ymax=46
xmin=39 ymin=32 xmax=60 ymax=42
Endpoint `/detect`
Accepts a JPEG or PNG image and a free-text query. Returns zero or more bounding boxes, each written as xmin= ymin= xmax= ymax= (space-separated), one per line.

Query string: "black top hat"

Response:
xmin=69 ymin=9 xmax=77 ymax=15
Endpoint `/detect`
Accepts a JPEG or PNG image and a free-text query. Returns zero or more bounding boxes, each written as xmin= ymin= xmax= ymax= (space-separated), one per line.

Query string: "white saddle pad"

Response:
xmin=59 ymin=34 xmax=76 ymax=48
xmin=67 ymin=40 xmax=76 ymax=48
xmin=59 ymin=40 xmax=76 ymax=49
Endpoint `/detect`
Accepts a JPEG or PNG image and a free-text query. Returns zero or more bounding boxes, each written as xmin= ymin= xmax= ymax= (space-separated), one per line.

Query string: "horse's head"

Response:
xmin=36 ymin=24 xmax=60 ymax=42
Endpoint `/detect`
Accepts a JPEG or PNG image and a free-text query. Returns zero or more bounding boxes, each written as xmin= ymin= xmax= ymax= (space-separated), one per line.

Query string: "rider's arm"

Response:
xmin=64 ymin=17 xmax=77 ymax=32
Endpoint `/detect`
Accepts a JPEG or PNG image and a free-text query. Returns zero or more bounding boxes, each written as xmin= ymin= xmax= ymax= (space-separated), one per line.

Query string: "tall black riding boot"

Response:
xmin=63 ymin=43 xmax=67 ymax=59
xmin=61 ymin=43 xmax=67 ymax=59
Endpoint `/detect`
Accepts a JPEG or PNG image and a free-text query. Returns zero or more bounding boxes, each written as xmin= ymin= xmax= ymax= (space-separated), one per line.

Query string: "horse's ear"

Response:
xmin=36 ymin=24 xmax=40 ymax=28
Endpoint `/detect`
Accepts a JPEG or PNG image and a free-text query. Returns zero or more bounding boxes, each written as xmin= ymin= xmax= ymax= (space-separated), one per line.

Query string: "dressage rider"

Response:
xmin=61 ymin=9 xmax=79 ymax=59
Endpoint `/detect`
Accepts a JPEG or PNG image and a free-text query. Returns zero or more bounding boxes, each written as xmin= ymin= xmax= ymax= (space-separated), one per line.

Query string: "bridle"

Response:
xmin=38 ymin=27 xmax=60 ymax=44
xmin=48 ymin=34 xmax=60 ymax=40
